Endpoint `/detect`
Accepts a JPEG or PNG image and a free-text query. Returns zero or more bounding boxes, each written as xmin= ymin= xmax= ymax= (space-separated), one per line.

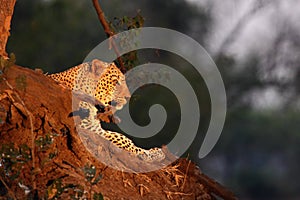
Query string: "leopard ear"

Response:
xmin=91 ymin=59 xmax=107 ymax=76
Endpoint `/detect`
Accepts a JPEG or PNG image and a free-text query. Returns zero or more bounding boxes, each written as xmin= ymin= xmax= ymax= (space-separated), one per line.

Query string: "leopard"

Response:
xmin=48 ymin=59 xmax=165 ymax=162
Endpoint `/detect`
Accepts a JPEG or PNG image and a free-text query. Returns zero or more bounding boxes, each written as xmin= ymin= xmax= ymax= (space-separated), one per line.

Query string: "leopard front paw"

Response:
xmin=137 ymin=148 xmax=165 ymax=162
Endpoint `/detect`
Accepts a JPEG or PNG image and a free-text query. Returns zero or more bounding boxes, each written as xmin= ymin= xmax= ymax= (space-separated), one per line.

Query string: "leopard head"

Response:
xmin=93 ymin=60 xmax=131 ymax=111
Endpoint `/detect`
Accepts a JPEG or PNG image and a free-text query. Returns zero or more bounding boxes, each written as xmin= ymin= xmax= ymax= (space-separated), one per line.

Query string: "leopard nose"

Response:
xmin=125 ymin=96 xmax=130 ymax=101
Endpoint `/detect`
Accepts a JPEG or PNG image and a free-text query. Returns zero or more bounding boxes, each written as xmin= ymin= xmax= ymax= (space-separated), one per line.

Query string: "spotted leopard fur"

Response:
xmin=48 ymin=59 xmax=165 ymax=162
xmin=48 ymin=59 xmax=129 ymax=110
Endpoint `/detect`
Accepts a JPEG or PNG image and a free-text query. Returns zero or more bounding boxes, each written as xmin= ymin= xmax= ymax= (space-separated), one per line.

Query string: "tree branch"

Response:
xmin=91 ymin=0 xmax=126 ymax=73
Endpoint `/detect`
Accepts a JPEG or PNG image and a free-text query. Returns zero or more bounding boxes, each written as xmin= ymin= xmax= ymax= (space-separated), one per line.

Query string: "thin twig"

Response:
xmin=180 ymin=160 xmax=191 ymax=192
xmin=3 ymin=77 xmax=36 ymax=191
xmin=164 ymin=190 xmax=192 ymax=199
xmin=91 ymin=0 xmax=126 ymax=73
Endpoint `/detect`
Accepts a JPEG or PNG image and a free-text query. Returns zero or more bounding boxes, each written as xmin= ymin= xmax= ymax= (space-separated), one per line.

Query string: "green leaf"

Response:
xmin=93 ymin=193 xmax=104 ymax=200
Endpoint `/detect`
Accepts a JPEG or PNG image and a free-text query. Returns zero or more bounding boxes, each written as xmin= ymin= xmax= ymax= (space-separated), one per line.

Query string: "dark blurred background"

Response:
xmin=7 ymin=0 xmax=300 ymax=199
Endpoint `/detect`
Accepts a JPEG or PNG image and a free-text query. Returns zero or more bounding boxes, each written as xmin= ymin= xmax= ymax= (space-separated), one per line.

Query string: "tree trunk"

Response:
xmin=0 ymin=0 xmax=16 ymax=57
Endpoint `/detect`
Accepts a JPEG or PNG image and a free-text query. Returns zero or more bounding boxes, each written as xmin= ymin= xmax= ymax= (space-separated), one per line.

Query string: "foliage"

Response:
xmin=46 ymin=165 xmax=103 ymax=199
xmin=15 ymin=74 xmax=27 ymax=91
xmin=46 ymin=179 xmax=94 ymax=199
xmin=35 ymin=133 xmax=60 ymax=166
xmin=35 ymin=133 xmax=58 ymax=151
xmin=0 ymin=142 xmax=104 ymax=199
xmin=0 ymin=143 xmax=31 ymax=180
xmin=110 ymin=11 xmax=144 ymax=32
xmin=0 ymin=53 xmax=16 ymax=74
xmin=93 ymin=192 xmax=104 ymax=200
xmin=109 ymin=11 xmax=145 ymax=70
xmin=47 ymin=179 xmax=63 ymax=199
xmin=83 ymin=164 xmax=102 ymax=185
